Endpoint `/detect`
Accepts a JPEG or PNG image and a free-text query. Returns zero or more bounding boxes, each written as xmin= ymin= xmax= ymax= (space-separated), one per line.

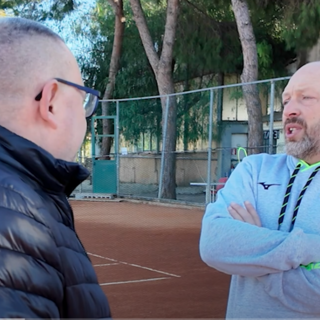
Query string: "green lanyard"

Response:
xmin=278 ymin=163 xmax=320 ymax=231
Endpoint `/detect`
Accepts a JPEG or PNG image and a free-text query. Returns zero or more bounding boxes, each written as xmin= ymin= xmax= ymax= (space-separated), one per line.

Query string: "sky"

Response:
xmin=44 ymin=0 xmax=96 ymax=57
xmin=2 ymin=0 xmax=97 ymax=57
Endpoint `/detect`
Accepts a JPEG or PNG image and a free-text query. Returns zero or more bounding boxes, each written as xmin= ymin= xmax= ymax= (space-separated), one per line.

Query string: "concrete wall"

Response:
xmin=119 ymin=152 xmax=218 ymax=187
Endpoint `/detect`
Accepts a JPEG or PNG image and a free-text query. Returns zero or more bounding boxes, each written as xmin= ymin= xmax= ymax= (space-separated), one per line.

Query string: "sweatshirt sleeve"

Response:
xmin=199 ymin=156 xmax=320 ymax=277
xmin=257 ymin=267 xmax=320 ymax=313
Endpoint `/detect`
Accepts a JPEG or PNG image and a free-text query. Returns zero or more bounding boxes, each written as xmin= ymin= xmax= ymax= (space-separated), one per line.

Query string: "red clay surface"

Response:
xmin=71 ymin=200 xmax=230 ymax=319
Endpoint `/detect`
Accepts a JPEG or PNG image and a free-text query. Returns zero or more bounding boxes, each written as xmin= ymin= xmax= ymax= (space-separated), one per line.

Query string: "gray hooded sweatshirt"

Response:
xmin=200 ymin=153 xmax=320 ymax=318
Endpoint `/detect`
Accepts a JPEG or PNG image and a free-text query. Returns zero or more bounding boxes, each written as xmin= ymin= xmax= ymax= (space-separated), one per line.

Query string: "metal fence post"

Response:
xmin=269 ymin=80 xmax=275 ymax=154
xmin=91 ymin=116 xmax=96 ymax=159
xmin=206 ymin=90 xmax=214 ymax=204
xmin=116 ymin=101 xmax=120 ymax=196
xmin=91 ymin=116 xmax=96 ymax=193
xmin=77 ymin=149 xmax=83 ymax=193
xmin=158 ymin=96 xmax=170 ymax=199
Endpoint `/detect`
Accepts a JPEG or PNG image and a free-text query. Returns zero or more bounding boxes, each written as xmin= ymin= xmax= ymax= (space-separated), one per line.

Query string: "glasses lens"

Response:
xmin=84 ymin=94 xmax=98 ymax=118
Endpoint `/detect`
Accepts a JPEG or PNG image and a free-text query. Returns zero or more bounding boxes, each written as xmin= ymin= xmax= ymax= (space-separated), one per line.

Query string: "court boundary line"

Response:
xmin=88 ymin=252 xmax=181 ymax=278
xmin=94 ymin=263 xmax=119 ymax=267
xmin=100 ymin=277 xmax=171 ymax=286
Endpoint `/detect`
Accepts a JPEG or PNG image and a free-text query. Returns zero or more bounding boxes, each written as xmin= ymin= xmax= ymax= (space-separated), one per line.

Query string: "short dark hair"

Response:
xmin=0 ymin=17 xmax=64 ymax=44
xmin=0 ymin=17 xmax=67 ymax=106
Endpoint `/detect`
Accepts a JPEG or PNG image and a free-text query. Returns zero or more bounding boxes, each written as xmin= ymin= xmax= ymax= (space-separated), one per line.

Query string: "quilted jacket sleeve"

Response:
xmin=0 ymin=185 xmax=64 ymax=318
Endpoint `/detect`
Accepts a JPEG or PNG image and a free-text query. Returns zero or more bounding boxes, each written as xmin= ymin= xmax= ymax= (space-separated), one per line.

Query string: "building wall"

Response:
xmin=308 ymin=38 xmax=320 ymax=62
xmin=263 ymin=121 xmax=285 ymax=154
xmin=119 ymin=151 xmax=218 ymax=186
xmin=216 ymin=122 xmax=249 ymax=179
xmin=221 ymin=74 xmax=284 ymax=121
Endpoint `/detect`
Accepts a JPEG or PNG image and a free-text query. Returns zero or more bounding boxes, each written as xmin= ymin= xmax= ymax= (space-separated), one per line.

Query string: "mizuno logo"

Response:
xmin=258 ymin=182 xmax=281 ymax=190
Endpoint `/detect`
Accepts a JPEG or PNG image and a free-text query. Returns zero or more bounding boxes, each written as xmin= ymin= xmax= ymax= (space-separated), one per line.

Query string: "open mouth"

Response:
xmin=285 ymin=124 xmax=303 ymax=139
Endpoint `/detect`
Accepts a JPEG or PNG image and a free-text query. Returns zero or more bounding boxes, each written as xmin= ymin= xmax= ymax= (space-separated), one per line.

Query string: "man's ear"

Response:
xmin=37 ymin=79 xmax=59 ymax=130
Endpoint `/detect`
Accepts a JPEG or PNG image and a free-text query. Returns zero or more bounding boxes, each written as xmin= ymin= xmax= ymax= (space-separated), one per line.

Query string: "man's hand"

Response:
xmin=228 ymin=201 xmax=261 ymax=227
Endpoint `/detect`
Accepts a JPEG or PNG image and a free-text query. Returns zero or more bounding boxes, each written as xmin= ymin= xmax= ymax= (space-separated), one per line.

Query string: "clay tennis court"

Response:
xmin=71 ymin=199 xmax=230 ymax=318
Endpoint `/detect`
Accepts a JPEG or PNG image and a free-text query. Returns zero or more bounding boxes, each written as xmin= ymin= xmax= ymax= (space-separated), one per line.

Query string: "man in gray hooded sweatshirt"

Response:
xmin=200 ymin=61 xmax=320 ymax=318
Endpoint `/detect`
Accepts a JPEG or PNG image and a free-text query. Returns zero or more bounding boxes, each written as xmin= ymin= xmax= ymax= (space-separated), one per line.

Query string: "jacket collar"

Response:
xmin=287 ymin=154 xmax=320 ymax=173
xmin=0 ymin=126 xmax=89 ymax=196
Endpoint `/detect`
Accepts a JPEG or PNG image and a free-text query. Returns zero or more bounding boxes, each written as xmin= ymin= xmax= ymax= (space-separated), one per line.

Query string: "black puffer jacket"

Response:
xmin=0 ymin=126 xmax=111 ymax=318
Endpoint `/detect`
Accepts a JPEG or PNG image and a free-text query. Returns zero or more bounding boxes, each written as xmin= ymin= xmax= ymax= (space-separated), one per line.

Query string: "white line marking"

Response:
xmin=94 ymin=263 xmax=119 ymax=267
xmin=119 ymin=261 xmax=180 ymax=278
xmin=87 ymin=252 xmax=181 ymax=278
xmin=100 ymin=277 xmax=170 ymax=286
xmin=88 ymin=253 xmax=117 ymax=262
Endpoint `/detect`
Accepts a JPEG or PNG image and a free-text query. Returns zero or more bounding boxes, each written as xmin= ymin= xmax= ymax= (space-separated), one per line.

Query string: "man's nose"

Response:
xmin=283 ymin=99 xmax=301 ymax=118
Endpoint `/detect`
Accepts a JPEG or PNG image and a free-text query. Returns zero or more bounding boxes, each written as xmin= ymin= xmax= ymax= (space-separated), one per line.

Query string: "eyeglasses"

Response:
xmin=35 ymin=78 xmax=101 ymax=118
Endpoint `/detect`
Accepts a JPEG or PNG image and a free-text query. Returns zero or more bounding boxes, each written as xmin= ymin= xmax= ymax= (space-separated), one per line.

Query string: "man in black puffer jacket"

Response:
xmin=0 ymin=18 xmax=111 ymax=318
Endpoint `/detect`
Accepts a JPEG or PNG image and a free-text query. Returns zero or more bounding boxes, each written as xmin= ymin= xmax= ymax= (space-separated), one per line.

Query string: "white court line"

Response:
xmin=94 ymin=263 xmax=119 ymax=267
xmin=88 ymin=253 xmax=117 ymax=262
xmin=100 ymin=277 xmax=170 ymax=286
xmin=120 ymin=261 xmax=180 ymax=278
xmin=87 ymin=252 xmax=181 ymax=278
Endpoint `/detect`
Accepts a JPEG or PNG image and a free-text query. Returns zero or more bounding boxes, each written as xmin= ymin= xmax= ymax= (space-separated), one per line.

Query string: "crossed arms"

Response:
xmin=199 ymin=158 xmax=320 ymax=313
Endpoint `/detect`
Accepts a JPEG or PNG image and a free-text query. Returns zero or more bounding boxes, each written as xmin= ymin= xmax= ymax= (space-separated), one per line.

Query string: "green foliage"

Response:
xmin=50 ymin=0 xmax=76 ymax=19
xmin=77 ymin=0 xmax=162 ymax=145
xmin=249 ymin=0 xmax=320 ymax=65
xmin=3 ymin=0 xmax=77 ymax=21
xmin=257 ymin=41 xmax=273 ymax=75
xmin=281 ymin=1 xmax=320 ymax=51
xmin=6 ymin=0 xmax=320 ymax=150
xmin=176 ymin=91 xmax=212 ymax=150
xmin=229 ymin=88 xmax=243 ymax=101
xmin=174 ymin=0 xmax=243 ymax=81
xmin=77 ymin=0 xmax=299 ymax=149
xmin=119 ymin=99 xmax=162 ymax=144
xmin=0 ymin=0 xmax=27 ymax=9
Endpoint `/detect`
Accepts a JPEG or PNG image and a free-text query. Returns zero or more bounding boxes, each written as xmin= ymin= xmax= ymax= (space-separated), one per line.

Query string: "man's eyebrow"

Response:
xmin=282 ymin=87 xmax=316 ymax=98
xmin=282 ymin=92 xmax=290 ymax=99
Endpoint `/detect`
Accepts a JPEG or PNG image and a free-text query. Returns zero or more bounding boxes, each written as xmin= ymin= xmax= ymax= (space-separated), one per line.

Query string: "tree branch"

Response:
xmin=183 ymin=0 xmax=218 ymax=26
xmin=107 ymin=0 xmax=118 ymax=12
xmin=129 ymin=0 xmax=160 ymax=75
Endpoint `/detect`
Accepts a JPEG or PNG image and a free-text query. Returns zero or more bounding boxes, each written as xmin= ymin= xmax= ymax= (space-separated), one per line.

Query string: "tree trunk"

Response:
xmin=100 ymin=0 xmax=125 ymax=159
xmin=129 ymin=0 xmax=180 ymax=199
xmin=231 ymin=0 xmax=263 ymax=155
xmin=158 ymin=77 xmax=177 ymax=199
xmin=216 ymin=72 xmax=224 ymax=123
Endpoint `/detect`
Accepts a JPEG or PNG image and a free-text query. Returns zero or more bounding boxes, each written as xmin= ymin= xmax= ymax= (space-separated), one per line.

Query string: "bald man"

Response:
xmin=200 ymin=62 xmax=320 ymax=318
xmin=0 ymin=18 xmax=111 ymax=317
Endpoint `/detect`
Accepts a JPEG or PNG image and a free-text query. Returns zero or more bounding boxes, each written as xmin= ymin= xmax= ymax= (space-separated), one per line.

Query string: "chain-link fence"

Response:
xmin=73 ymin=76 xmax=290 ymax=204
